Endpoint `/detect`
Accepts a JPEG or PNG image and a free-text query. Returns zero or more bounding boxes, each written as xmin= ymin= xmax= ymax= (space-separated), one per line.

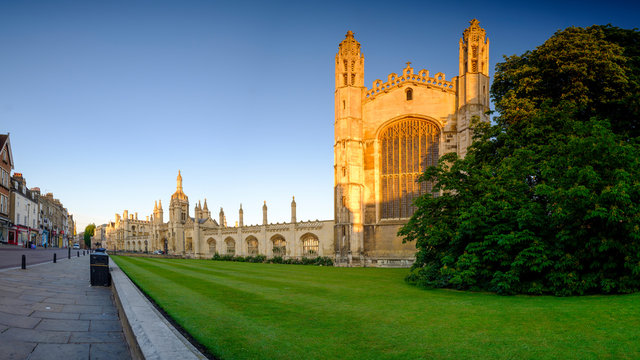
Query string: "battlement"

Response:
xmin=365 ymin=63 xmax=456 ymax=100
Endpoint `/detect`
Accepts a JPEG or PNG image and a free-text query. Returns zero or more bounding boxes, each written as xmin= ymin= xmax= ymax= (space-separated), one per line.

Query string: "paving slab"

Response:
xmin=1 ymin=327 xmax=71 ymax=343
xmin=0 ymin=340 xmax=36 ymax=360
xmin=70 ymin=331 xmax=125 ymax=343
xmin=0 ymin=254 xmax=131 ymax=359
xmin=29 ymin=343 xmax=90 ymax=360
xmin=90 ymin=319 xmax=122 ymax=332
xmin=90 ymin=342 xmax=131 ymax=360
xmin=36 ymin=319 xmax=90 ymax=332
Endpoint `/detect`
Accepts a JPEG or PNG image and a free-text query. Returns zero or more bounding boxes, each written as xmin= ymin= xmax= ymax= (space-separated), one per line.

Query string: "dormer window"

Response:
xmin=406 ymin=88 xmax=413 ymax=101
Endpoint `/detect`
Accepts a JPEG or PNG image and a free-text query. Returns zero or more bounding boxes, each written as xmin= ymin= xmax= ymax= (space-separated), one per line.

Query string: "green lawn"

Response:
xmin=112 ymin=256 xmax=640 ymax=360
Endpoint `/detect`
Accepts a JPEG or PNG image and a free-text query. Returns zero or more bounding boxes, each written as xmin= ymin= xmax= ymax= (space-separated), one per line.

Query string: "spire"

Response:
xmin=239 ymin=203 xmax=244 ymax=227
xmin=158 ymin=199 xmax=162 ymax=209
xmin=460 ymin=18 xmax=489 ymax=76
xmin=203 ymin=198 xmax=208 ymax=211
xmin=336 ymin=30 xmax=364 ymax=88
xmin=198 ymin=200 xmax=201 ymax=209
xmin=154 ymin=200 xmax=158 ymax=211
xmin=262 ymin=201 xmax=268 ymax=225
xmin=171 ymin=171 xmax=188 ymax=201
xmin=291 ymin=196 xmax=297 ymax=223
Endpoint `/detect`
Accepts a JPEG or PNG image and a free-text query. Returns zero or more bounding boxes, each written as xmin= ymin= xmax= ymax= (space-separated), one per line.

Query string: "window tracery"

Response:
xmin=302 ymin=234 xmax=319 ymax=256
xmin=380 ymin=118 xmax=439 ymax=219
xmin=272 ymin=236 xmax=286 ymax=256
xmin=247 ymin=237 xmax=258 ymax=255
xmin=225 ymin=238 xmax=235 ymax=255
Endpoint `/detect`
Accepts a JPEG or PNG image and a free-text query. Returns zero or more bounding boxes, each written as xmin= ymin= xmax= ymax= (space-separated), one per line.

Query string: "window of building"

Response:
xmin=0 ymin=194 xmax=7 ymax=213
xmin=272 ymin=236 xmax=286 ymax=256
xmin=208 ymin=238 xmax=216 ymax=254
xmin=380 ymin=118 xmax=440 ymax=219
xmin=247 ymin=237 xmax=258 ymax=255
xmin=302 ymin=234 xmax=319 ymax=256
xmin=406 ymin=88 xmax=413 ymax=101
xmin=225 ymin=238 xmax=235 ymax=255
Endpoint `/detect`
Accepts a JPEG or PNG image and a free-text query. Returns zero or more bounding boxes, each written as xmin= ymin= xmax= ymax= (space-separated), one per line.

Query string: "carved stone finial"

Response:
xmin=406 ymin=61 xmax=412 ymax=67
xmin=470 ymin=18 xmax=480 ymax=27
xmin=346 ymin=30 xmax=354 ymax=38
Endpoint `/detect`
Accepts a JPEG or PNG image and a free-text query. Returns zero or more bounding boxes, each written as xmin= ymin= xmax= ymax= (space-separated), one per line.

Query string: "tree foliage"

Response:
xmin=84 ymin=223 xmax=95 ymax=248
xmin=400 ymin=25 xmax=640 ymax=296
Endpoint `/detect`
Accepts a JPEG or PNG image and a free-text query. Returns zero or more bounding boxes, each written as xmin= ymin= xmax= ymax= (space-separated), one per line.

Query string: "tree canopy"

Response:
xmin=84 ymin=224 xmax=95 ymax=248
xmin=400 ymin=25 xmax=640 ymax=296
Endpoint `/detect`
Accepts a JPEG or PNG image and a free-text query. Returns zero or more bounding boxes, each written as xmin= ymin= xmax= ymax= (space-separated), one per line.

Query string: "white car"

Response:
xmin=73 ymin=244 xmax=80 ymax=249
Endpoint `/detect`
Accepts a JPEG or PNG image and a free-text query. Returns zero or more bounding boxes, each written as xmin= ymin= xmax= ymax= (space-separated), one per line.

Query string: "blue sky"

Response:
xmin=1 ymin=0 xmax=638 ymax=230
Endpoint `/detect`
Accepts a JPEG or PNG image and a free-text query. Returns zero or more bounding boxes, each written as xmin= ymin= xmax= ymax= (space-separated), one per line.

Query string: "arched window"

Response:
xmin=225 ymin=237 xmax=235 ymax=255
xmin=208 ymin=238 xmax=216 ymax=254
xmin=302 ymin=234 xmax=319 ymax=256
xmin=247 ymin=237 xmax=258 ymax=255
xmin=271 ymin=235 xmax=286 ymax=256
xmin=380 ymin=118 xmax=439 ymax=219
xmin=406 ymin=88 xmax=413 ymax=101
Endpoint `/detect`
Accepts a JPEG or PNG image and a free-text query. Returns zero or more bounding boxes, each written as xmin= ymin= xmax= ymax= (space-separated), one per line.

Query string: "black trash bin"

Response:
xmin=90 ymin=248 xmax=111 ymax=286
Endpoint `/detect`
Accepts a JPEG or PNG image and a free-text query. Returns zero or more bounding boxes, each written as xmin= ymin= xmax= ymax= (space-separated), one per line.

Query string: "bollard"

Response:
xmin=77 ymin=251 xmax=79 ymax=257
xmin=54 ymin=253 xmax=57 ymax=263
xmin=21 ymin=255 xmax=26 ymax=269
xmin=68 ymin=247 xmax=71 ymax=259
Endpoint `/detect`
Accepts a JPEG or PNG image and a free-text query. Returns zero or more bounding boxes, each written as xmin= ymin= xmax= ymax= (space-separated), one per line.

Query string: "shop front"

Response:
xmin=42 ymin=229 xmax=49 ymax=247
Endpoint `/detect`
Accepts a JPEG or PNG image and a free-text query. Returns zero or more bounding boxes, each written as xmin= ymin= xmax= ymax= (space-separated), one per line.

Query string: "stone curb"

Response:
xmin=109 ymin=260 xmax=207 ymax=360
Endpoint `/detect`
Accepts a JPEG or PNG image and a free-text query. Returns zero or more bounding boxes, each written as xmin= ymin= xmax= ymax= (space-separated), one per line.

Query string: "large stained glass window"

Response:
xmin=380 ymin=118 xmax=439 ymax=219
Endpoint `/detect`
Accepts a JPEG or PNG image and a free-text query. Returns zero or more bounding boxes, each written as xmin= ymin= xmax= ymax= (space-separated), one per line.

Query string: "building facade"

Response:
xmin=103 ymin=20 xmax=489 ymax=267
xmin=104 ymin=171 xmax=335 ymax=260
xmin=333 ymin=19 xmax=490 ymax=266
xmin=0 ymin=134 xmax=14 ymax=244
xmin=38 ymin=192 xmax=70 ymax=247
xmin=8 ymin=173 xmax=39 ymax=246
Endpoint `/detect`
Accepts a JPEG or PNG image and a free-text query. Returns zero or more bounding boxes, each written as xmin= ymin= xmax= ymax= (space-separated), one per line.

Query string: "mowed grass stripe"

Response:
xmin=113 ymin=256 xmax=640 ymax=360
xmin=119 ymin=258 xmax=410 ymax=358
xmin=115 ymin=257 xmax=376 ymax=359
xmin=115 ymin=257 xmax=301 ymax=358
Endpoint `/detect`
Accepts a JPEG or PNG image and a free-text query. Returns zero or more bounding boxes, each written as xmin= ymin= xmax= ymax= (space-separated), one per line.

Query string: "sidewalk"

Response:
xmin=0 ymin=256 xmax=130 ymax=360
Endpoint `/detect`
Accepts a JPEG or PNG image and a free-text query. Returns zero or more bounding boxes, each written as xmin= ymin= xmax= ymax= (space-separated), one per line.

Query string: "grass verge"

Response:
xmin=112 ymin=256 xmax=640 ymax=360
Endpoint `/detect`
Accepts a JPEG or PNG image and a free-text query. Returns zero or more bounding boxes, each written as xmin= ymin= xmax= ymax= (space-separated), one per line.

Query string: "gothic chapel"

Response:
xmin=333 ymin=19 xmax=489 ymax=266
xmin=102 ymin=20 xmax=489 ymax=268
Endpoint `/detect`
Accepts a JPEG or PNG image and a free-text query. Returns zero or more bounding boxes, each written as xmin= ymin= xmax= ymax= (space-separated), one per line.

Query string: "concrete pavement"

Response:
xmin=0 ymin=254 xmax=130 ymax=360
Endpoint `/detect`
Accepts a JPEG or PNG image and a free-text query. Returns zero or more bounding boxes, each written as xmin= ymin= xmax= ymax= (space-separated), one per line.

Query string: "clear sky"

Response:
xmin=1 ymin=0 xmax=638 ymax=231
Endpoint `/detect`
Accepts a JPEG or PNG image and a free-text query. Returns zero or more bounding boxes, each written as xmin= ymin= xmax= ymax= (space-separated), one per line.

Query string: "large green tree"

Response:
xmin=400 ymin=25 xmax=640 ymax=296
xmin=84 ymin=223 xmax=95 ymax=249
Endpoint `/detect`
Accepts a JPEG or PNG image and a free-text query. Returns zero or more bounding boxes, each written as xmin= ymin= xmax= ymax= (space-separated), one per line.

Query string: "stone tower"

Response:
xmin=334 ymin=30 xmax=366 ymax=264
xmin=457 ymin=19 xmax=490 ymax=157
xmin=169 ymin=170 xmax=189 ymax=253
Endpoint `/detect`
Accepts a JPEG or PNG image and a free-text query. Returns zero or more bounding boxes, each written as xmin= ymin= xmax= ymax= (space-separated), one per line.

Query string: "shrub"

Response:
xmin=211 ymin=254 xmax=334 ymax=266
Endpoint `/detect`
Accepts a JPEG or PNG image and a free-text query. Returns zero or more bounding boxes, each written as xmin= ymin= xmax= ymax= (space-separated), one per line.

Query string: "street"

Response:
xmin=0 ymin=246 xmax=88 ymax=270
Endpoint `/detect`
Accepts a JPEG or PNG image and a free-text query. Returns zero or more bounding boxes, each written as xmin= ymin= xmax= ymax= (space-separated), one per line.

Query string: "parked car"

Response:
xmin=153 ymin=250 xmax=164 ymax=255
xmin=73 ymin=243 xmax=80 ymax=249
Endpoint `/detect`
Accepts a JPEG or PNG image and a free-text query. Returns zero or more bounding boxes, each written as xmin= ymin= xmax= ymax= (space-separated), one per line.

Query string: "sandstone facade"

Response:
xmin=334 ymin=19 xmax=490 ymax=266
xmin=103 ymin=20 xmax=489 ymax=267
